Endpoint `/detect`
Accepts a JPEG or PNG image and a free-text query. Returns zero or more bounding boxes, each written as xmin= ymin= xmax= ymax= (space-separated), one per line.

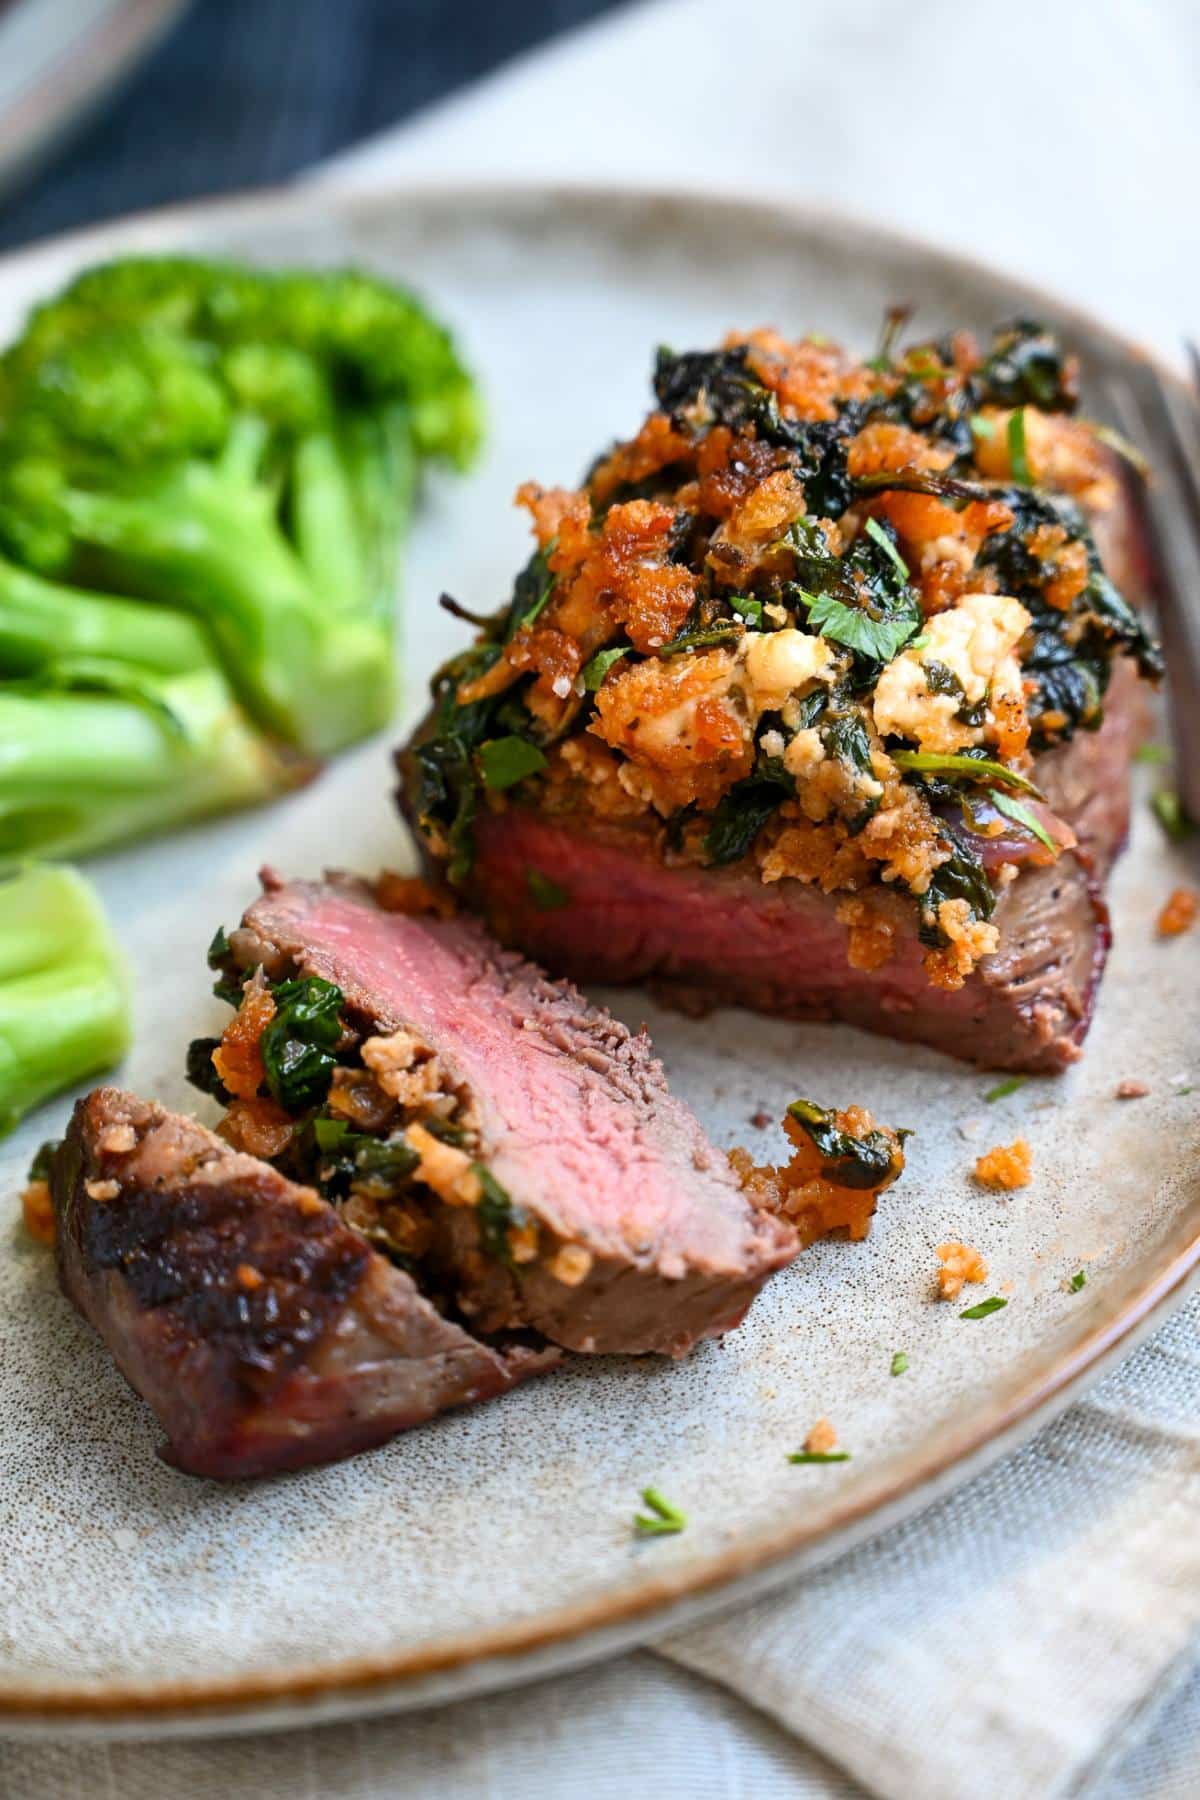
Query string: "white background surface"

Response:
xmin=322 ymin=0 xmax=1200 ymax=367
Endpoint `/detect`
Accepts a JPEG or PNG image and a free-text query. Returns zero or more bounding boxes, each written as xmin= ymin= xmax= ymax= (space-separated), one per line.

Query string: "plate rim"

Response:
xmin=0 ymin=173 xmax=1194 ymax=1733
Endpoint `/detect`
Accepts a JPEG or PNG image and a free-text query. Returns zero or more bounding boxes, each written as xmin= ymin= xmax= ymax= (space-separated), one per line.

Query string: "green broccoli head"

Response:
xmin=0 ymin=255 xmax=481 ymax=772
xmin=0 ymin=258 xmax=481 ymax=471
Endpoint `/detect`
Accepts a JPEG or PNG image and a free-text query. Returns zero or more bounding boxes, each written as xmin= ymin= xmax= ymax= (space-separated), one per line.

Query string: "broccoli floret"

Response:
xmin=0 ymin=257 xmax=480 ymax=839
xmin=0 ymin=864 xmax=131 ymax=1134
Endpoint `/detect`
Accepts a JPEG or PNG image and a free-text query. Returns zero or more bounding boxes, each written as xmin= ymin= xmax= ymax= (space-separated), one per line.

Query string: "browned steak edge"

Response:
xmin=52 ymin=1089 xmax=553 ymax=1479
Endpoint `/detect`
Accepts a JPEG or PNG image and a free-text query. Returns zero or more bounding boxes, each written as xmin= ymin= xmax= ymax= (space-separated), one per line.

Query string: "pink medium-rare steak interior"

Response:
xmin=238 ymin=874 xmax=797 ymax=1353
xmin=457 ymin=657 xmax=1142 ymax=1075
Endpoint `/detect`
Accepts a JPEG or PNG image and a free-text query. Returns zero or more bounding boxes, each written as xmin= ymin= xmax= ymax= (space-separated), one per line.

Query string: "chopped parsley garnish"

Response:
xmin=890 ymin=1351 xmax=909 ymax=1377
xmin=801 ymin=588 xmax=921 ymax=665
xmin=787 ymin=1450 xmax=851 ymax=1465
xmin=864 ymin=515 xmax=910 ymax=581
xmin=959 ymin=1296 xmax=1008 ymax=1320
xmin=989 ymin=789 xmax=1058 ymax=854
xmin=984 ymin=1075 xmax=1026 ymax=1104
xmin=1133 ymin=743 xmax=1171 ymax=765
xmin=633 ymin=1488 xmax=687 ymax=1536
xmin=478 ymin=735 xmax=547 ymax=791
xmin=582 ymin=643 xmax=630 ymax=690
xmin=1069 ymin=1270 xmax=1087 ymax=1292
xmin=969 ymin=415 xmax=996 ymax=441
xmin=1151 ymin=789 xmax=1194 ymax=842
xmin=527 ymin=867 xmax=568 ymax=910
xmin=727 ymin=593 xmax=764 ymax=627
xmin=313 ymin=1116 xmax=352 ymax=1151
xmin=891 ymin=750 xmax=1042 ymax=796
xmin=1007 ymin=407 xmax=1032 ymax=485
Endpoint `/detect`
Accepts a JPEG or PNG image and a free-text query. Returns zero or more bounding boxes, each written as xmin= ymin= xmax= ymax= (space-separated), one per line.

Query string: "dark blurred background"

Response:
xmin=0 ymin=0 xmax=630 ymax=253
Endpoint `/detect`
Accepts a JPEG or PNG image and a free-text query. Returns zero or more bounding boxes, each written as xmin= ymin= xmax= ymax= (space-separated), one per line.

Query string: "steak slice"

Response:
xmin=52 ymin=1088 xmax=552 ymax=1479
xmin=230 ymin=873 xmax=798 ymax=1355
xmin=419 ymin=656 xmax=1142 ymax=1075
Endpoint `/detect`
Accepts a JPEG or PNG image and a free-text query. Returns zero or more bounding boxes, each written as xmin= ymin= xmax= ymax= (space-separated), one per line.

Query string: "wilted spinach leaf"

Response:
xmin=702 ymin=758 xmax=794 ymax=866
xmin=260 ymin=977 xmax=344 ymax=1114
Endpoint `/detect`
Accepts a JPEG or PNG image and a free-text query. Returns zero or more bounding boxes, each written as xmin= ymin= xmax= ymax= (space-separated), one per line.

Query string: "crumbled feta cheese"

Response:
xmin=744 ymin=629 xmax=834 ymax=713
xmin=759 ymin=728 xmax=786 ymax=759
xmin=872 ymin=592 xmax=1030 ymax=750
xmin=783 ymin=728 xmax=826 ymax=779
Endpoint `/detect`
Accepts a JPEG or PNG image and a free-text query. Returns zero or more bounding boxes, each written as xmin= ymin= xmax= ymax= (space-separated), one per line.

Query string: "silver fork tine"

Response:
xmin=1129 ymin=359 xmax=1200 ymax=537
xmin=1102 ymin=366 xmax=1200 ymax=825
xmin=1187 ymin=339 xmax=1200 ymax=403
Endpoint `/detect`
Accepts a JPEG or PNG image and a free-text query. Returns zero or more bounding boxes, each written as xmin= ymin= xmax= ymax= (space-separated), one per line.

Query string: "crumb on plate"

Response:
xmin=805 ymin=1417 xmax=839 ymax=1456
xmin=1157 ymin=887 xmax=1198 ymax=937
xmin=974 ymin=1138 xmax=1032 ymax=1190
xmin=20 ymin=1179 xmax=55 ymax=1245
xmin=936 ymin=1239 xmax=988 ymax=1300
xmin=1116 ymin=1079 xmax=1150 ymax=1100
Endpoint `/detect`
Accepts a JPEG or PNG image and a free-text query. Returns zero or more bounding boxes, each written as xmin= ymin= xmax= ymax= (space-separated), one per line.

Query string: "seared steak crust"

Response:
xmin=53 ymin=1089 xmax=550 ymax=1478
xmin=401 ymin=657 xmax=1142 ymax=1075
xmin=232 ymin=876 xmax=798 ymax=1355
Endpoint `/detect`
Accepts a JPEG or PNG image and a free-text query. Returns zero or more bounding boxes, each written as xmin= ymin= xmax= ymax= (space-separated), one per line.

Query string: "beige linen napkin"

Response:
xmin=662 ymin=1297 xmax=1200 ymax=1797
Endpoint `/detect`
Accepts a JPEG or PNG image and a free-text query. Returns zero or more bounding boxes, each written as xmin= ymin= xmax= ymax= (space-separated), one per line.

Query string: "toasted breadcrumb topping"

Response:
xmin=374 ymin=872 xmax=456 ymax=919
xmin=213 ymin=974 xmax=275 ymax=1100
xmin=415 ymin=317 xmax=1160 ymax=985
xmin=549 ymin=1242 xmax=594 ymax=1287
xmin=974 ymin=1139 xmax=1033 ymax=1190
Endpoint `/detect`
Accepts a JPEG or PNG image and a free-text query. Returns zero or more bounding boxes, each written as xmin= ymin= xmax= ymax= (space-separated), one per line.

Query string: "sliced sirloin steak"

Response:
xmin=396 ymin=315 xmax=1161 ymax=1078
xmin=52 ymin=1089 xmax=554 ymax=1479
xmin=229 ymin=872 xmax=798 ymax=1356
xmin=400 ymin=656 xmax=1142 ymax=1075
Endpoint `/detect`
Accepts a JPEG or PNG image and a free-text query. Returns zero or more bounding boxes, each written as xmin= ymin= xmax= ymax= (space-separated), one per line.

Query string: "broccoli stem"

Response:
xmin=0 ymin=668 xmax=288 ymax=864
xmin=0 ymin=863 xmax=131 ymax=1135
xmin=290 ymin=430 xmax=371 ymax=616
xmin=342 ymin=405 xmax=417 ymax=627
xmin=61 ymin=459 xmax=393 ymax=755
xmin=0 ymin=553 xmax=214 ymax=678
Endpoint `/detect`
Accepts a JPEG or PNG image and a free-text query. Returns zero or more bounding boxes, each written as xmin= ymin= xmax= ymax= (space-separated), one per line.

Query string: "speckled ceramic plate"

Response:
xmin=1 ymin=183 xmax=1197 ymax=1740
